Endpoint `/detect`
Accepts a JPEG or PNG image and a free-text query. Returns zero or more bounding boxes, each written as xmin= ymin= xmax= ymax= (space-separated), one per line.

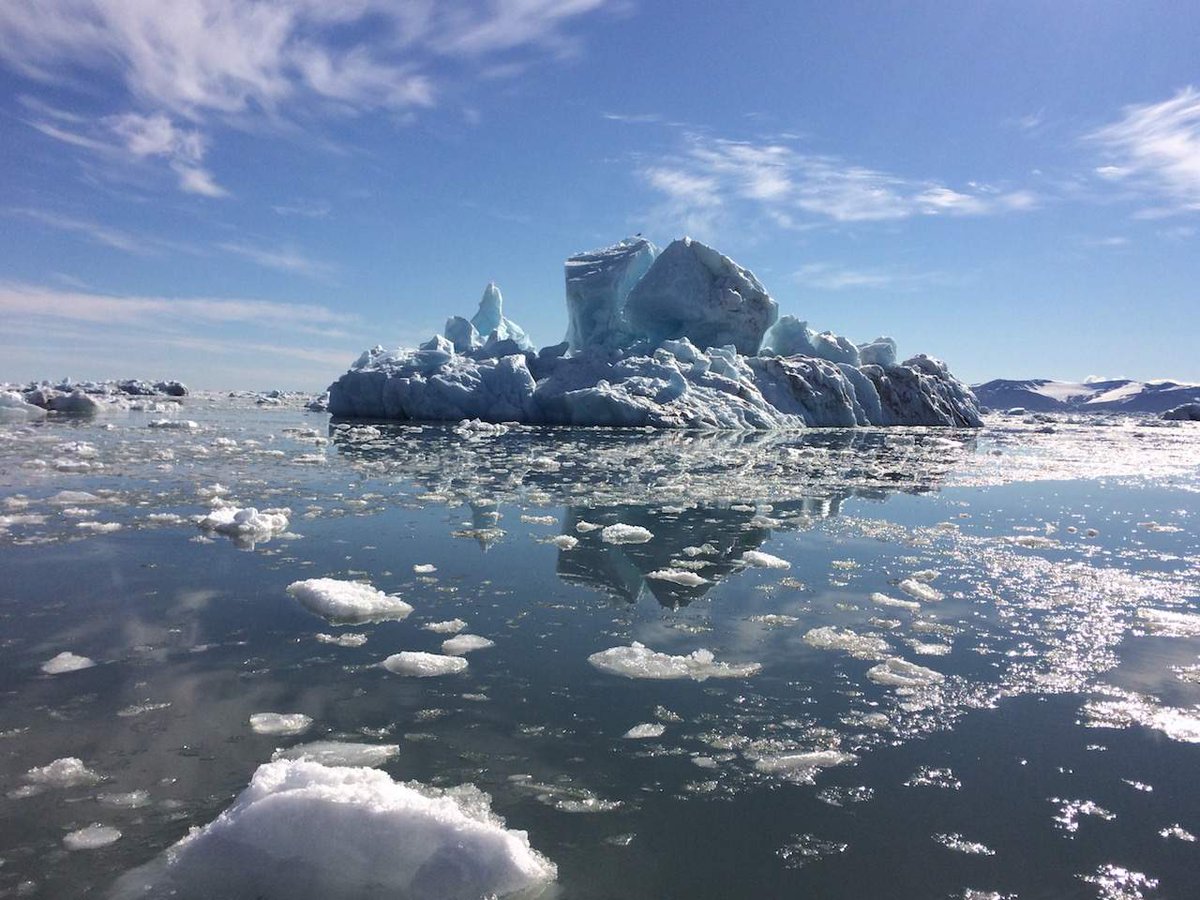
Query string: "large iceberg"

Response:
xmin=327 ymin=236 xmax=981 ymax=428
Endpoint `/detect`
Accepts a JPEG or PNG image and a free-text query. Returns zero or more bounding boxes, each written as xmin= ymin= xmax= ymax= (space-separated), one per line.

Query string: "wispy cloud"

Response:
xmin=1088 ymin=86 xmax=1200 ymax=216
xmin=10 ymin=208 xmax=150 ymax=254
xmin=639 ymin=135 xmax=1037 ymax=237
xmin=792 ymin=262 xmax=954 ymax=292
xmin=272 ymin=199 xmax=332 ymax=219
xmin=216 ymin=242 xmax=334 ymax=279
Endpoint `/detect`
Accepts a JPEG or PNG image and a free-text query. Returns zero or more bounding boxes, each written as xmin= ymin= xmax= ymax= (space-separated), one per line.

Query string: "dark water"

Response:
xmin=0 ymin=402 xmax=1197 ymax=899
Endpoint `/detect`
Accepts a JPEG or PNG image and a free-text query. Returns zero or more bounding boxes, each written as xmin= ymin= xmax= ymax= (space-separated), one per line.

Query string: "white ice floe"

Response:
xmin=413 ymin=563 xmax=437 ymax=574
xmin=287 ymin=578 xmax=413 ymax=624
xmin=932 ymin=833 xmax=994 ymax=855
xmin=196 ymin=502 xmax=289 ymax=546
xmin=423 ymin=619 xmax=468 ymax=634
xmin=1136 ymin=608 xmax=1200 ymax=637
xmin=588 ymin=642 xmax=761 ymax=681
xmin=601 ymin=523 xmax=653 ymax=544
xmin=249 ymin=713 xmax=313 ymax=736
xmin=898 ymin=579 xmax=944 ymax=602
xmin=803 ymin=627 xmax=891 ymax=660
xmin=108 ymin=760 xmax=557 ymax=900
xmin=866 ymin=658 xmax=945 ymax=688
xmin=382 ymin=651 xmax=469 ymax=677
xmin=1082 ymin=690 xmax=1200 ymax=743
xmin=97 ymin=790 xmax=151 ymax=808
xmin=441 ymin=634 xmax=495 ymax=656
xmin=41 ymin=651 xmax=96 ymax=674
xmin=315 ymin=632 xmax=368 ymax=648
xmin=148 ymin=419 xmax=199 ymax=430
xmin=753 ymin=750 xmax=857 ymax=781
xmin=622 ymin=723 xmax=666 ymax=739
xmin=544 ymin=534 xmax=579 ymax=550
xmin=22 ymin=757 xmax=102 ymax=789
xmin=646 ymin=568 xmax=710 ymax=587
xmin=64 ymin=824 xmax=121 ymax=850
xmin=271 ymin=741 xmax=399 ymax=768
xmin=740 ymin=550 xmax=791 ymax=569
xmin=870 ymin=592 xmax=921 ymax=611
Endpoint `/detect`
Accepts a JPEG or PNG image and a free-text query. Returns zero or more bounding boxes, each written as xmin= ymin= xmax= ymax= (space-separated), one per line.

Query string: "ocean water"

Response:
xmin=1 ymin=398 xmax=1197 ymax=899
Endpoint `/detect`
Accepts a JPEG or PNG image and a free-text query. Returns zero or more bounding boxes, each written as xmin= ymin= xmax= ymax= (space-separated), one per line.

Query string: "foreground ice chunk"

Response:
xmin=564 ymin=237 xmax=659 ymax=351
xmin=287 ymin=578 xmax=413 ymax=624
xmin=740 ymin=550 xmax=791 ymax=569
xmin=196 ymin=503 xmax=289 ymax=547
xmin=23 ymin=757 xmax=101 ymax=789
xmin=109 ymin=760 xmax=557 ymax=900
xmin=803 ymin=627 xmax=891 ymax=660
xmin=441 ymin=634 xmax=495 ymax=656
xmin=625 ymin=237 xmax=778 ymax=355
xmin=646 ymin=568 xmax=710 ymax=587
xmin=0 ymin=390 xmax=47 ymax=421
xmin=41 ymin=651 xmax=96 ymax=674
xmin=753 ymin=750 xmax=858 ymax=779
xmin=250 ymin=713 xmax=313 ymax=736
xmin=272 ymin=741 xmax=399 ymax=768
xmin=866 ymin=657 xmax=945 ymax=688
xmin=382 ymin=651 xmax=469 ymax=676
xmin=588 ymin=641 xmax=760 ymax=681
xmin=623 ymin=723 xmax=667 ymax=739
xmin=64 ymin=824 xmax=121 ymax=850
xmin=601 ymin=523 xmax=653 ymax=544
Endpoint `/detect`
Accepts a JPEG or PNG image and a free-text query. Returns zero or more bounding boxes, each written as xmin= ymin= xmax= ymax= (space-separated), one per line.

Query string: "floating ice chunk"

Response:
xmin=41 ymin=651 xmax=96 ymax=674
xmin=1079 ymin=865 xmax=1158 ymax=900
xmin=544 ymin=534 xmax=579 ymax=550
xmin=749 ymin=614 xmax=800 ymax=627
xmin=48 ymin=490 xmax=104 ymax=506
xmin=740 ymin=550 xmax=791 ymax=569
xmin=196 ymin=503 xmax=289 ymax=547
xmin=272 ymin=741 xmax=399 ymax=768
xmin=76 ymin=521 xmax=122 ymax=533
xmin=424 ymin=619 xmax=468 ymax=634
xmin=97 ymin=790 xmax=151 ymax=808
xmin=870 ymin=592 xmax=921 ymax=611
xmin=587 ymin=642 xmax=761 ymax=681
xmin=904 ymin=766 xmax=961 ymax=790
xmin=754 ymin=750 xmax=857 ymax=782
xmin=866 ymin=657 xmax=945 ymax=688
xmin=382 ymin=652 xmax=469 ymax=677
xmin=520 ymin=514 xmax=557 ymax=526
xmin=622 ymin=723 xmax=666 ymax=739
xmin=1082 ymin=691 xmax=1200 ymax=743
xmin=148 ymin=419 xmax=199 ymax=430
xmin=442 ymin=634 xmax=495 ymax=656
xmin=1136 ymin=608 xmax=1200 ymax=637
xmin=23 ymin=757 xmax=101 ymax=789
xmin=803 ymin=627 xmax=891 ymax=660
xmin=601 ymin=523 xmax=653 ymax=544
xmin=0 ymin=390 xmax=47 ymax=421
xmin=108 ymin=760 xmax=557 ymax=900
xmin=898 ymin=579 xmax=943 ymax=602
xmin=315 ymin=632 xmax=368 ymax=647
xmin=413 ymin=563 xmax=437 ymax=574
xmin=250 ymin=713 xmax=313 ymax=736
xmin=1052 ymin=797 xmax=1116 ymax=833
xmin=1159 ymin=824 xmax=1196 ymax=842
xmin=625 ymin=237 xmax=778 ymax=355
xmin=646 ymin=568 xmax=710 ymax=587
xmin=575 ymin=520 xmax=603 ymax=532
xmin=287 ymin=578 xmax=413 ymax=624
xmin=63 ymin=824 xmax=121 ymax=850
xmin=932 ymin=833 xmax=994 ymax=855
xmin=776 ymin=833 xmax=848 ymax=869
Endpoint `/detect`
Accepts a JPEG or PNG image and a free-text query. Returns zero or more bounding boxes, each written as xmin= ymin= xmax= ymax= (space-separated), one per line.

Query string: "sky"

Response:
xmin=1 ymin=0 xmax=1198 ymax=391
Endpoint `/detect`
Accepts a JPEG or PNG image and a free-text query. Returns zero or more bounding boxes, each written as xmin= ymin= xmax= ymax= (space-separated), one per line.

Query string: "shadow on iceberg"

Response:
xmin=327 ymin=237 xmax=982 ymax=429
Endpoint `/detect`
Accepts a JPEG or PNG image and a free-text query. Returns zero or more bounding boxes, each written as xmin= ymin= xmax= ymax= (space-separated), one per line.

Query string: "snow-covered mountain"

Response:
xmin=972 ymin=378 xmax=1200 ymax=413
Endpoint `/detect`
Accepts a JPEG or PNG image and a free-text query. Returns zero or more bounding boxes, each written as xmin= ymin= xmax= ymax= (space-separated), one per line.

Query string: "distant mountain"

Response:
xmin=972 ymin=378 xmax=1200 ymax=414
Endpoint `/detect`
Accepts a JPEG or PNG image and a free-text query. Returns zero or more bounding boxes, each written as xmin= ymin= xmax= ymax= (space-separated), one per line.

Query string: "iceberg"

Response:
xmin=327 ymin=235 xmax=982 ymax=429
xmin=108 ymin=760 xmax=557 ymax=900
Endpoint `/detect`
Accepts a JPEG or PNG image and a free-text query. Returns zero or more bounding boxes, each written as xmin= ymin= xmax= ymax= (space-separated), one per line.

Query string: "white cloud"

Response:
xmin=1088 ymin=86 xmax=1200 ymax=214
xmin=640 ymin=135 xmax=1038 ymax=233
xmin=10 ymin=208 xmax=149 ymax=254
xmin=107 ymin=111 xmax=227 ymax=196
xmin=216 ymin=242 xmax=334 ymax=278
xmin=792 ymin=262 xmax=951 ymax=292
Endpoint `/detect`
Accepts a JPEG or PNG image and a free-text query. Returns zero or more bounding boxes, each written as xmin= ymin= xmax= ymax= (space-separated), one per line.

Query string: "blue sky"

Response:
xmin=1 ymin=0 xmax=1198 ymax=390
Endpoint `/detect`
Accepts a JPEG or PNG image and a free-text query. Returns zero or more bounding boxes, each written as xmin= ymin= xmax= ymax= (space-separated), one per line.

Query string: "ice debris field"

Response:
xmin=328 ymin=237 xmax=982 ymax=428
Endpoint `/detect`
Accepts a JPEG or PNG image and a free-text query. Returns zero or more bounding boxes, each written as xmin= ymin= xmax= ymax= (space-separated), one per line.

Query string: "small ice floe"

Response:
xmin=622 ymin=723 xmax=666 ymax=739
xmin=776 ymin=833 xmax=848 ymax=870
xmin=453 ymin=418 xmax=509 ymax=436
xmin=871 ymin=592 xmax=921 ymax=611
xmin=441 ymin=634 xmax=495 ymax=656
xmin=932 ymin=833 xmax=995 ymax=855
xmin=543 ymin=534 xmax=579 ymax=550
xmin=520 ymin=515 xmax=557 ymax=526
xmin=1159 ymin=824 xmax=1196 ymax=842
xmin=646 ymin=568 xmax=710 ymax=587
xmin=271 ymin=741 xmax=399 ymax=768
xmin=904 ymin=766 xmax=961 ymax=790
xmin=249 ymin=713 xmax=313 ymax=736
xmin=803 ymin=627 xmax=891 ymax=660
xmin=423 ymin=619 xmax=467 ymax=634
xmin=748 ymin=614 xmax=799 ymax=627
xmin=1078 ymin=864 xmax=1157 ymax=900
xmin=1081 ymin=690 xmax=1200 ymax=743
xmin=315 ymin=632 xmax=368 ymax=648
xmin=753 ymin=750 xmax=857 ymax=783
xmin=107 ymin=761 xmax=556 ymax=900
xmin=682 ymin=543 xmax=718 ymax=557
xmin=41 ymin=651 xmax=96 ymax=674
xmin=196 ymin=502 xmax=289 ymax=547
xmin=381 ymin=652 xmax=468 ymax=677
xmin=117 ymin=701 xmax=171 ymax=718
xmin=575 ymin=520 xmax=603 ymax=533
xmin=1005 ymin=535 xmax=1057 ymax=549
xmin=587 ymin=642 xmax=760 ymax=681
xmin=815 ymin=785 xmax=875 ymax=807
xmin=740 ymin=550 xmax=791 ymax=569
xmin=507 ymin=775 xmax=622 ymax=813
xmin=1052 ymin=798 xmax=1116 ymax=834
xmin=287 ymin=578 xmax=413 ymax=624
xmin=148 ymin=419 xmax=199 ymax=430
xmin=14 ymin=758 xmax=102 ymax=797
xmin=412 ymin=563 xmax=437 ymax=574
xmin=76 ymin=521 xmax=122 ymax=533
xmin=97 ymin=790 xmax=151 ymax=808
xmin=63 ymin=824 xmax=121 ymax=850
xmin=867 ymin=657 xmax=944 ymax=688
xmin=601 ymin=523 xmax=653 ymax=544
xmin=898 ymin=579 xmax=944 ymax=602
xmin=1139 ymin=520 xmax=1182 ymax=533
xmin=1135 ymin=608 xmax=1200 ymax=637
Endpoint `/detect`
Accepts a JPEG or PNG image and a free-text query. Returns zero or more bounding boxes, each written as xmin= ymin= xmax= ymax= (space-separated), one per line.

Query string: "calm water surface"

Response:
xmin=1 ymin=399 xmax=1197 ymax=899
